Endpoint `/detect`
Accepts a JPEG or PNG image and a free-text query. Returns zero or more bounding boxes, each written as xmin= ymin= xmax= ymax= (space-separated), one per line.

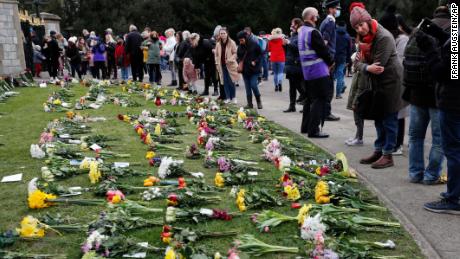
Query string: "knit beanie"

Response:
xmin=350 ymin=6 xmax=372 ymax=28
xmin=379 ymin=5 xmax=398 ymax=32
xmin=349 ymin=2 xmax=365 ymax=13
xmin=236 ymin=30 xmax=247 ymax=40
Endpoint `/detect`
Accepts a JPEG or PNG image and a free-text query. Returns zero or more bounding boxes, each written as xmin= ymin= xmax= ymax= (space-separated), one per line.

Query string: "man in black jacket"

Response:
xmin=186 ymin=34 xmax=216 ymax=96
xmin=46 ymin=31 xmax=61 ymax=81
xmin=416 ymin=15 xmax=460 ymax=214
xmin=125 ymin=25 xmax=144 ymax=82
xmin=403 ymin=6 xmax=450 ymax=185
xmin=175 ymin=31 xmax=191 ymax=90
xmin=299 ymin=7 xmax=334 ymax=138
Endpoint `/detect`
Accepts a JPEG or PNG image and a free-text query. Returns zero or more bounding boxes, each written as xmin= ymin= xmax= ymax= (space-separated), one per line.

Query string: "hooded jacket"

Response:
xmin=237 ymin=34 xmax=262 ymax=76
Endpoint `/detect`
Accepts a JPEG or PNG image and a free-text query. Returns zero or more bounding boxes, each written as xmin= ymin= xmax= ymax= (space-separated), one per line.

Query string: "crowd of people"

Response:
xmin=29 ymin=0 xmax=457 ymax=214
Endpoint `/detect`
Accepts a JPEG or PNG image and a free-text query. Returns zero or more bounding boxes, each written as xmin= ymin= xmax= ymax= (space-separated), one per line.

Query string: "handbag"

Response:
xmin=356 ymin=76 xmax=385 ymax=120
xmin=237 ymin=51 xmax=247 ymax=73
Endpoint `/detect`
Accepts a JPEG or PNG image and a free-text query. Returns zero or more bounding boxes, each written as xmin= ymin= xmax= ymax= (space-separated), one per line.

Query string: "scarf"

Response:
xmin=358 ymin=19 xmax=378 ymax=63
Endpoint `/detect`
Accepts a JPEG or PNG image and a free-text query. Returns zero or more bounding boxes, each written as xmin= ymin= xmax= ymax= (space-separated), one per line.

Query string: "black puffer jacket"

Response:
xmin=237 ymin=36 xmax=262 ymax=76
xmin=187 ymin=38 xmax=214 ymax=67
xmin=284 ymin=32 xmax=301 ymax=78
xmin=175 ymin=40 xmax=191 ymax=64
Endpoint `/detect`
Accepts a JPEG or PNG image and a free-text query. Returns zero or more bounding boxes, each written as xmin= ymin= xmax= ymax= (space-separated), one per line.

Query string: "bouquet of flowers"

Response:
xmin=158 ymin=157 xmax=189 ymax=179
xmin=205 ymin=137 xmax=241 ymax=152
xmin=161 ymin=225 xmax=237 ymax=245
xmin=214 ymin=172 xmax=258 ymax=187
xmin=28 ymin=190 xmax=104 ymax=209
xmin=165 ymin=207 xmax=235 ymax=224
xmin=185 ymin=144 xmax=202 ymax=159
xmin=167 ymin=192 xmax=221 ymax=208
xmin=235 ymin=188 xmax=283 ymax=212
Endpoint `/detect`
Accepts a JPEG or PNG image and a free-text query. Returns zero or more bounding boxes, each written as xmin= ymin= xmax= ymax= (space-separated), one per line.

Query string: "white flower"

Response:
xmin=278 ymin=156 xmax=291 ymax=170
xmin=141 ymin=187 xmax=162 ymax=201
xmin=375 ymin=240 xmax=396 ymax=249
xmin=191 ymin=172 xmax=204 ymax=178
xmin=158 ymin=157 xmax=173 ymax=179
xmin=300 ymin=213 xmax=327 ymax=241
xmin=41 ymin=166 xmax=54 ymax=182
xmin=230 ymin=186 xmax=238 ymax=198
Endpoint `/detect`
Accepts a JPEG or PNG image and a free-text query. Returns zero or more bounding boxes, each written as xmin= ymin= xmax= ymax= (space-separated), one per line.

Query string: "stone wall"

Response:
xmin=0 ymin=0 xmax=26 ymax=76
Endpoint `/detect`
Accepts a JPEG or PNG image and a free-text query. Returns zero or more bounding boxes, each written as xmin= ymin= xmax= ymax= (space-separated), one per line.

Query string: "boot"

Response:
xmin=278 ymin=84 xmax=282 ymax=92
xmin=200 ymin=91 xmax=209 ymax=96
xmin=371 ymin=154 xmax=394 ymax=169
xmin=244 ymin=96 xmax=253 ymax=109
xmin=283 ymin=104 xmax=295 ymax=113
xmin=255 ymin=95 xmax=263 ymax=109
xmin=360 ymin=151 xmax=382 ymax=164
xmin=168 ymin=80 xmax=177 ymax=86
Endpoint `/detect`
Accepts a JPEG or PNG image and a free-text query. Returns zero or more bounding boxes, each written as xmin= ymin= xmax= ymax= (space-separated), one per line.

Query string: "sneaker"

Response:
xmin=424 ymin=198 xmax=460 ymax=214
xmin=392 ymin=147 xmax=403 ymax=156
xmin=423 ymin=178 xmax=446 ymax=185
xmin=233 ymin=98 xmax=238 ymax=104
xmin=224 ymin=99 xmax=230 ymax=104
xmin=344 ymin=137 xmax=355 ymax=144
xmin=346 ymin=138 xmax=363 ymax=146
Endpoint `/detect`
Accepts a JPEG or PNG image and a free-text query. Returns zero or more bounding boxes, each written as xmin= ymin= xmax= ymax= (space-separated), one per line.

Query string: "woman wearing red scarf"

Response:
xmin=350 ymin=4 xmax=403 ymax=169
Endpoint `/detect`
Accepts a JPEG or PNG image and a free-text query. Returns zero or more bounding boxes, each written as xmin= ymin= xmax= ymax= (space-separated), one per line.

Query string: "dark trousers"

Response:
xmin=301 ymin=76 xmax=330 ymax=134
xmin=177 ymin=62 xmax=185 ymax=88
xmin=353 ymin=111 xmax=364 ymax=140
xmin=148 ymin=64 xmax=162 ymax=84
xmin=396 ymin=118 xmax=405 ymax=149
xmin=70 ymin=63 xmax=82 ymax=79
xmin=325 ymin=74 xmax=334 ymax=116
xmin=287 ymin=73 xmax=305 ymax=109
xmin=81 ymin=61 xmax=88 ymax=75
xmin=131 ymin=54 xmax=144 ymax=82
xmin=92 ymin=61 xmax=106 ymax=79
xmin=440 ymin=110 xmax=460 ymax=204
xmin=203 ymin=62 xmax=218 ymax=93
xmin=48 ymin=59 xmax=59 ymax=78
xmin=107 ymin=60 xmax=117 ymax=79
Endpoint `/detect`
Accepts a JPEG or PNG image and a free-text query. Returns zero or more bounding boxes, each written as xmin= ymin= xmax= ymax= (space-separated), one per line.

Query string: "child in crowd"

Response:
xmin=182 ymin=57 xmax=198 ymax=94
xmin=33 ymin=45 xmax=46 ymax=77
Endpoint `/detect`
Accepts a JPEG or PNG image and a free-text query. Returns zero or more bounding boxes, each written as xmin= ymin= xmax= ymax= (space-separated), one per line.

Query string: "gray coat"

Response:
xmin=356 ymin=24 xmax=403 ymax=115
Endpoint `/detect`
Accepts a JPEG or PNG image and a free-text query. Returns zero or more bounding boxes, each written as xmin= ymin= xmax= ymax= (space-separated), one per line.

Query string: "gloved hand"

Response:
xmin=415 ymin=30 xmax=436 ymax=52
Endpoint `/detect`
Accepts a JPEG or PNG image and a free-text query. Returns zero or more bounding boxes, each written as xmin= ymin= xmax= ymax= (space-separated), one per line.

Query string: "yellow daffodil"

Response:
xmin=230 ymin=117 xmax=236 ymax=126
xmin=111 ymin=194 xmax=122 ymax=204
xmin=315 ymin=167 xmax=322 ymax=176
xmin=236 ymin=189 xmax=246 ymax=212
xmin=146 ymin=151 xmax=156 ymax=160
xmin=214 ymin=173 xmax=225 ymax=187
xmin=284 ymin=185 xmax=301 ymax=201
xmin=79 ymin=158 xmax=91 ymax=170
xmin=88 ymin=161 xmax=101 ymax=184
xmin=28 ymin=190 xmax=57 ymax=209
xmin=17 ymin=216 xmax=45 ymax=238
xmin=66 ymin=111 xmax=75 ymax=119
xmin=173 ymin=90 xmax=180 ymax=98
xmin=165 ymin=247 xmax=177 ymax=259
xmin=52 ymin=99 xmax=62 ymax=105
xmin=145 ymin=133 xmax=152 ymax=145
xmin=206 ymin=115 xmax=215 ymax=122
xmin=122 ymin=115 xmax=130 ymax=122
xmin=315 ymin=181 xmax=331 ymax=204
xmin=297 ymin=204 xmax=312 ymax=225
xmin=237 ymin=110 xmax=246 ymax=122
xmin=154 ymin=123 xmax=162 ymax=136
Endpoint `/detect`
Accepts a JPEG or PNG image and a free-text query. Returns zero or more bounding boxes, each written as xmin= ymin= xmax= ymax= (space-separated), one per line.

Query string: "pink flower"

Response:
xmin=263 ymin=226 xmax=270 ymax=233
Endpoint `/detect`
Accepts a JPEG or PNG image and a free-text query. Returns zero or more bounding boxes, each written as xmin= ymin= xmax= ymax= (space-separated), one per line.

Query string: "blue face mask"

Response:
xmin=335 ymin=9 xmax=341 ymax=18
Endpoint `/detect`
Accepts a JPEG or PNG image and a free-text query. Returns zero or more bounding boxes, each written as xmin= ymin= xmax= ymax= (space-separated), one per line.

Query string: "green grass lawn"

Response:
xmin=0 ymin=84 xmax=424 ymax=258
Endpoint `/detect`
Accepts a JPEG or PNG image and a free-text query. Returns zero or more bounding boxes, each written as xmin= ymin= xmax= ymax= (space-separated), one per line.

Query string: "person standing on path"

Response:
xmin=125 ymin=25 xmax=144 ymax=82
xmin=299 ymin=7 xmax=334 ymax=138
xmin=175 ymin=31 xmax=192 ymax=90
xmin=237 ymin=31 xmax=263 ymax=109
xmin=66 ymin=37 xmax=82 ymax=79
xmin=215 ymin=28 xmax=239 ymax=104
xmin=91 ymin=36 xmax=107 ymax=79
xmin=104 ymin=34 xmax=117 ymax=80
xmin=115 ymin=36 xmax=130 ymax=81
xmin=403 ymin=6 xmax=450 ymax=185
xmin=44 ymin=31 xmax=61 ymax=81
xmin=334 ymin=20 xmax=352 ymax=99
xmin=320 ymin=0 xmax=341 ymax=121
xmin=267 ymin=28 xmax=286 ymax=92
xmin=415 ymin=8 xmax=460 ymax=214
xmin=144 ymin=31 xmax=162 ymax=85
xmin=164 ymin=28 xmax=177 ymax=86
xmin=351 ymin=6 xmax=403 ymax=169
xmin=283 ymin=18 xmax=305 ymax=113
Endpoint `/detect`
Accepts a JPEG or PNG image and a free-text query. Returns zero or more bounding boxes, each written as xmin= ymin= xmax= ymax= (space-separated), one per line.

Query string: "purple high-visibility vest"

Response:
xmin=298 ymin=25 xmax=329 ymax=80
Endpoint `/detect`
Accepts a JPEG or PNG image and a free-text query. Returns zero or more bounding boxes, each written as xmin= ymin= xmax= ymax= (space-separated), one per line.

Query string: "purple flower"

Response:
xmin=81 ymin=243 xmax=91 ymax=253
xmin=217 ymin=157 xmax=231 ymax=172
xmin=205 ymin=139 xmax=214 ymax=151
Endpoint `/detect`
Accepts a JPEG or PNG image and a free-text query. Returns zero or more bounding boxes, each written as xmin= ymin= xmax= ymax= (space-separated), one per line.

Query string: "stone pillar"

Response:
xmin=0 ymin=0 xmax=26 ymax=76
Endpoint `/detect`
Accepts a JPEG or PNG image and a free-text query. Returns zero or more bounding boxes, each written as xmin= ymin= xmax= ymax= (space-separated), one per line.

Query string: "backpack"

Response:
xmin=402 ymin=33 xmax=434 ymax=88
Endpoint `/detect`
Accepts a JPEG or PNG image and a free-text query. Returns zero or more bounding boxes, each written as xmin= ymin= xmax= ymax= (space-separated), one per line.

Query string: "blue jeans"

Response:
xmin=374 ymin=112 xmax=398 ymax=155
xmin=334 ymin=62 xmax=346 ymax=97
xmin=242 ymin=73 xmax=260 ymax=99
xmin=409 ymin=105 xmax=444 ymax=181
xmin=272 ymin=62 xmax=285 ymax=87
xmin=121 ymin=66 xmax=130 ymax=80
xmin=260 ymin=54 xmax=269 ymax=79
xmin=440 ymin=110 xmax=460 ymax=204
xmin=222 ymin=65 xmax=235 ymax=100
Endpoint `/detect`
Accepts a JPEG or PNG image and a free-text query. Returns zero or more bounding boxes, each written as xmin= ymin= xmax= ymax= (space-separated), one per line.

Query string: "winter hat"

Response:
xmin=50 ymin=30 xmax=56 ymax=36
xmin=349 ymin=2 xmax=365 ymax=13
xmin=350 ymin=6 xmax=372 ymax=28
xmin=323 ymin=0 xmax=340 ymax=9
xmin=379 ymin=5 xmax=398 ymax=32
xmin=236 ymin=30 xmax=247 ymax=40
xmin=68 ymin=36 xmax=77 ymax=44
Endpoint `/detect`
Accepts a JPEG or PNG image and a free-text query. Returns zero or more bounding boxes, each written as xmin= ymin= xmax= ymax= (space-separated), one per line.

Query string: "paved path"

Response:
xmin=37 ymin=70 xmax=459 ymax=258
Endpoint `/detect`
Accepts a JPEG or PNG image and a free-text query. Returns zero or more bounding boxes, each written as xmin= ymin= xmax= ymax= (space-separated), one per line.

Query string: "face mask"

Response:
xmin=335 ymin=9 xmax=341 ymax=18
